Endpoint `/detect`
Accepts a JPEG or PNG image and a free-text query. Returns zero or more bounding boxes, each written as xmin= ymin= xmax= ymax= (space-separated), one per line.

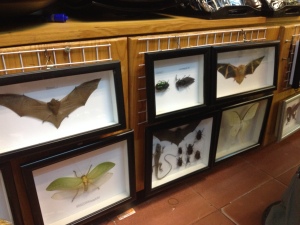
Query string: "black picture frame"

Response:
xmin=276 ymin=92 xmax=300 ymax=141
xmin=21 ymin=130 xmax=135 ymax=225
xmin=0 ymin=162 xmax=23 ymax=225
xmin=144 ymin=112 xmax=217 ymax=197
xmin=211 ymin=41 xmax=279 ymax=103
xmin=0 ymin=61 xmax=126 ymax=156
xmin=289 ymin=40 xmax=300 ymax=89
xmin=215 ymin=94 xmax=273 ymax=162
xmin=144 ymin=47 xmax=211 ymax=123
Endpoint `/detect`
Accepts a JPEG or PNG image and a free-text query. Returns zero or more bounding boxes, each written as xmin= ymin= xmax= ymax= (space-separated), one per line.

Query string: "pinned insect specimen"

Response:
xmin=153 ymin=143 xmax=172 ymax=180
xmin=217 ymin=56 xmax=264 ymax=84
xmin=46 ymin=161 xmax=114 ymax=202
xmin=286 ymin=102 xmax=300 ymax=124
xmin=186 ymin=143 xmax=194 ymax=155
xmin=155 ymin=80 xmax=169 ymax=92
xmin=154 ymin=121 xmax=200 ymax=146
xmin=0 ymin=79 xmax=101 ymax=128
xmin=177 ymin=156 xmax=183 ymax=167
xmin=178 ymin=147 xmax=183 ymax=155
xmin=186 ymin=155 xmax=190 ymax=165
xmin=175 ymin=75 xmax=195 ymax=90
xmin=196 ymin=129 xmax=204 ymax=141
xmin=195 ymin=150 xmax=201 ymax=160
xmin=224 ymin=103 xmax=259 ymax=139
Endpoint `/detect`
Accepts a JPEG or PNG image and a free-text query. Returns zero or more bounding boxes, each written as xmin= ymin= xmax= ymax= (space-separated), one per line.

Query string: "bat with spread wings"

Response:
xmin=153 ymin=120 xmax=201 ymax=146
xmin=0 ymin=78 xmax=101 ymax=128
xmin=217 ymin=56 xmax=264 ymax=84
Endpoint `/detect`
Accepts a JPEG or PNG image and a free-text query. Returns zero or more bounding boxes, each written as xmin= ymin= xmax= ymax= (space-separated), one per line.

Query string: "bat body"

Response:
xmin=0 ymin=79 xmax=101 ymax=128
xmin=217 ymin=56 xmax=264 ymax=84
xmin=154 ymin=121 xmax=200 ymax=146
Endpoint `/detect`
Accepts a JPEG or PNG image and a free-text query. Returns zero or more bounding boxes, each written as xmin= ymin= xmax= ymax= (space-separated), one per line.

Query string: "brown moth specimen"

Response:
xmin=0 ymin=79 xmax=101 ymax=128
xmin=217 ymin=56 xmax=264 ymax=84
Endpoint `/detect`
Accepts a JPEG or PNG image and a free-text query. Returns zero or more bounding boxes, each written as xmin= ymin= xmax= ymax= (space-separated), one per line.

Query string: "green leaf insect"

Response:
xmin=46 ymin=161 xmax=115 ymax=202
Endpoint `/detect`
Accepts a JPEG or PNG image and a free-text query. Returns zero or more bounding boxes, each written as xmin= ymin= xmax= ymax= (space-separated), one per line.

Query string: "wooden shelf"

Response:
xmin=0 ymin=14 xmax=269 ymax=48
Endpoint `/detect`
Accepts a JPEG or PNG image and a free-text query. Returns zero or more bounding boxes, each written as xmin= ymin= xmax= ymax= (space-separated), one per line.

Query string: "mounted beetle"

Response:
xmin=186 ymin=143 xmax=194 ymax=155
xmin=196 ymin=129 xmax=204 ymax=141
xmin=155 ymin=80 xmax=169 ymax=92
xmin=177 ymin=156 xmax=183 ymax=167
xmin=195 ymin=150 xmax=201 ymax=160
xmin=178 ymin=147 xmax=183 ymax=155
xmin=175 ymin=75 xmax=195 ymax=90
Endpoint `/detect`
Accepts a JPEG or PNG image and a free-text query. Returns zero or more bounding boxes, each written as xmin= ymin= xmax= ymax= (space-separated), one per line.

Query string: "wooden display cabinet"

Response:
xmin=1 ymin=13 xmax=300 ymax=224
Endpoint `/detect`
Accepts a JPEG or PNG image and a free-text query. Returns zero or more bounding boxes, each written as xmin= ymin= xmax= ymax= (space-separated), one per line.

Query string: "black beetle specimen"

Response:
xmin=196 ymin=129 xmax=204 ymax=141
xmin=155 ymin=80 xmax=169 ymax=91
xmin=178 ymin=147 xmax=183 ymax=155
xmin=175 ymin=75 xmax=195 ymax=90
xmin=195 ymin=150 xmax=201 ymax=160
xmin=186 ymin=155 xmax=190 ymax=165
xmin=186 ymin=143 xmax=194 ymax=155
xmin=177 ymin=157 xmax=183 ymax=167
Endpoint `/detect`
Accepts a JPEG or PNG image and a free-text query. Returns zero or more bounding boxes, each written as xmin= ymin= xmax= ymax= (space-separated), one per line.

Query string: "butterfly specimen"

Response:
xmin=224 ymin=103 xmax=259 ymax=139
xmin=46 ymin=162 xmax=115 ymax=202
xmin=154 ymin=120 xmax=200 ymax=146
xmin=217 ymin=56 xmax=264 ymax=84
xmin=286 ymin=102 xmax=300 ymax=124
xmin=0 ymin=79 xmax=101 ymax=128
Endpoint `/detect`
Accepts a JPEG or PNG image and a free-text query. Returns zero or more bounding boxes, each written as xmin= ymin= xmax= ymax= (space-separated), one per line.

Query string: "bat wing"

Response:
xmin=51 ymin=78 xmax=101 ymax=128
xmin=217 ymin=63 xmax=237 ymax=79
xmin=244 ymin=56 xmax=264 ymax=75
xmin=154 ymin=120 xmax=200 ymax=145
xmin=0 ymin=93 xmax=55 ymax=125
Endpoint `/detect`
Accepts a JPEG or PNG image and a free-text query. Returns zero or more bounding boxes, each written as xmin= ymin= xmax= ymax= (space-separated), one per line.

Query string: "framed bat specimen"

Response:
xmin=0 ymin=162 xmax=23 ymax=225
xmin=144 ymin=47 xmax=210 ymax=122
xmin=276 ymin=93 xmax=300 ymax=141
xmin=215 ymin=95 xmax=273 ymax=162
xmin=144 ymin=112 xmax=217 ymax=197
xmin=21 ymin=130 xmax=135 ymax=225
xmin=211 ymin=41 xmax=279 ymax=103
xmin=0 ymin=61 xmax=126 ymax=156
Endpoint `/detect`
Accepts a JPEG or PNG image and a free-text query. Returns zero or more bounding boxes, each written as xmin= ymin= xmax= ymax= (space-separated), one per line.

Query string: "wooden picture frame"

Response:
xmin=211 ymin=41 xmax=279 ymax=103
xmin=21 ymin=130 xmax=135 ymax=225
xmin=144 ymin=47 xmax=211 ymax=122
xmin=0 ymin=61 xmax=126 ymax=156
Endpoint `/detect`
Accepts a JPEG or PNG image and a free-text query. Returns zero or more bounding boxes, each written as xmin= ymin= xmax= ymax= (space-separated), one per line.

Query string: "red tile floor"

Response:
xmin=100 ymin=131 xmax=300 ymax=225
